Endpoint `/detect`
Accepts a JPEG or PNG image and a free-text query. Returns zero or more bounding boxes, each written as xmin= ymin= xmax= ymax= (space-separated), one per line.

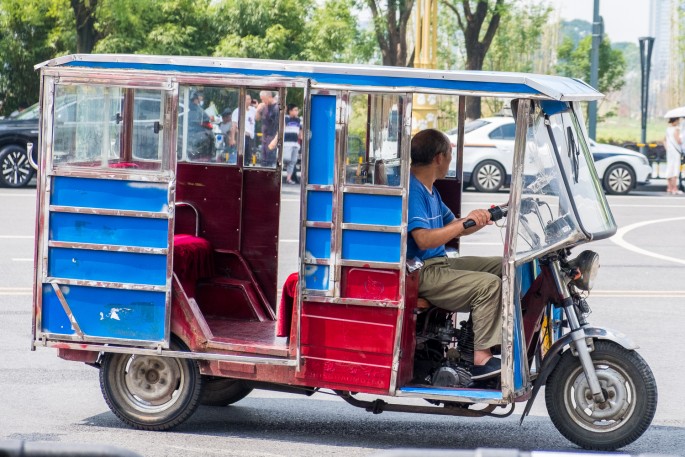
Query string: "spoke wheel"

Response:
xmin=0 ymin=145 xmax=34 ymax=188
xmin=99 ymin=338 xmax=202 ymax=430
xmin=545 ymin=340 xmax=657 ymax=450
xmin=603 ymin=163 xmax=634 ymax=195
xmin=200 ymin=376 xmax=253 ymax=406
xmin=472 ymin=160 xmax=505 ymax=192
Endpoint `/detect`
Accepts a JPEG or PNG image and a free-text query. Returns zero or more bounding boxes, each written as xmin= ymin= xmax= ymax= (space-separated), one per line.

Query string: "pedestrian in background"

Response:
xmin=256 ymin=90 xmax=279 ymax=167
xmin=664 ymin=117 xmax=683 ymax=194
xmin=229 ymin=94 xmax=257 ymax=164
xmin=284 ymin=104 xmax=302 ymax=184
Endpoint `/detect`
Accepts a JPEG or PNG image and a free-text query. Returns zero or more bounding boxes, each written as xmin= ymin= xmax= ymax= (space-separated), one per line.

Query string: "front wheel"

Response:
xmin=603 ymin=163 xmax=635 ymax=195
xmin=472 ymin=160 xmax=505 ymax=193
xmin=0 ymin=145 xmax=34 ymax=188
xmin=99 ymin=338 xmax=203 ymax=430
xmin=545 ymin=340 xmax=657 ymax=451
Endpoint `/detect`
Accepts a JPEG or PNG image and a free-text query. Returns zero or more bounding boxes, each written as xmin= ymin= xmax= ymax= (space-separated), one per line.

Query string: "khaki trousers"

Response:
xmin=418 ymin=256 xmax=502 ymax=350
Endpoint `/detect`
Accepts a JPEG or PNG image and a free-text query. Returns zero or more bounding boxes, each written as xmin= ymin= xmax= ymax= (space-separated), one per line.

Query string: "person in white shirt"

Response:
xmin=229 ymin=94 xmax=257 ymax=164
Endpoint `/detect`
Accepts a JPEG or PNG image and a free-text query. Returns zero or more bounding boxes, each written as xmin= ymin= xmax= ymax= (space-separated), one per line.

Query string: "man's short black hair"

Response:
xmin=411 ymin=129 xmax=451 ymax=166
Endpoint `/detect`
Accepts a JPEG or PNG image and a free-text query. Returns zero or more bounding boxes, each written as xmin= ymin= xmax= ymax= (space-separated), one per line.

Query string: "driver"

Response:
xmin=408 ymin=129 xmax=503 ymax=381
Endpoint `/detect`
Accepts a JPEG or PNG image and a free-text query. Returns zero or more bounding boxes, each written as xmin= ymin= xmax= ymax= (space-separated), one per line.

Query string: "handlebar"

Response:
xmin=462 ymin=204 xmax=508 ymax=229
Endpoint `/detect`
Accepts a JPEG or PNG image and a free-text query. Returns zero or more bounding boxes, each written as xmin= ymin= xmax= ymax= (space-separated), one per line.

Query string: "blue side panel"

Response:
xmin=63 ymin=61 xmax=540 ymax=95
xmin=305 ymin=228 xmax=331 ymax=259
xmin=343 ymin=194 xmax=402 ymax=226
xmin=306 ymin=191 xmax=333 ymax=222
xmin=303 ymin=264 xmax=330 ymax=290
xmin=308 ymin=95 xmax=336 ymax=185
xmin=540 ymin=100 xmax=569 ymax=116
xmin=399 ymin=387 xmax=503 ymax=400
xmin=48 ymin=247 xmax=167 ymax=285
xmin=42 ymin=284 xmax=166 ymax=341
xmin=341 ymin=230 xmax=401 ymax=263
xmin=51 ymin=176 xmax=168 ymax=212
xmin=50 ymin=213 xmax=168 ymax=248
xmin=513 ymin=262 xmax=538 ymax=391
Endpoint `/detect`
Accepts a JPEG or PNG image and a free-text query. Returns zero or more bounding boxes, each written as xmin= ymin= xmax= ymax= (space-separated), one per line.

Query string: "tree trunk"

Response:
xmin=443 ymin=0 xmax=504 ymax=119
xmin=368 ymin=0 xmax=415 ymax=67
xmin=71 ymin=0 xmax=99 ymax=54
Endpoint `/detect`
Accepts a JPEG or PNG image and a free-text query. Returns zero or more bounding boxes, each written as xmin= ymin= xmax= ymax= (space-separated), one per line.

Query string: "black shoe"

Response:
xmin=470 ymin=357 xmax=501 ymax=380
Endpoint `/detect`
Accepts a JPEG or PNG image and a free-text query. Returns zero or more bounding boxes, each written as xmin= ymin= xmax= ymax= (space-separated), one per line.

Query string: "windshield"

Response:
xmin=513 ymin=103 xmax=616 ymax=262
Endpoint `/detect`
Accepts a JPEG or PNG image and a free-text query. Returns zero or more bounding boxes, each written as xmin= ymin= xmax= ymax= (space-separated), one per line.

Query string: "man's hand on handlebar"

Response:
xmin=462 ymin=204 xmax=508 ymax=229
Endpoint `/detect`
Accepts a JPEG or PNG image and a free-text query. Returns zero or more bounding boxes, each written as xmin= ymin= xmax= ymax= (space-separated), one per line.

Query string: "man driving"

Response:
xmin=408 ymin=129 xmax=503 ymax=380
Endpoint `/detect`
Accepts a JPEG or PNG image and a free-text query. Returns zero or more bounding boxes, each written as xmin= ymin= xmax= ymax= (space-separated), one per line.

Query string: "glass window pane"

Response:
xmin=52 ymin=85 xmax=122 ymax=168
xmin=501 ymin=123 xmax=516 ymax=140
xmin=344 ymin=93 xmax=402 ymax=186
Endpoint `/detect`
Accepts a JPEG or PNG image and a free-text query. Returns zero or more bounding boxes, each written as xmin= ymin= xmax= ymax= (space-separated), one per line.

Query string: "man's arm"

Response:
xmin=411 ymin=208 xmax=492 ymax=250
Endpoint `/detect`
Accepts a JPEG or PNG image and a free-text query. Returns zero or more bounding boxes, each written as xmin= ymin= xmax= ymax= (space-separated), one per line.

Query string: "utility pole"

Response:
xmin=638 ymin=36 xmax=655 ymax=155
xmin=588 ymin=0 xmax=602 ymax=140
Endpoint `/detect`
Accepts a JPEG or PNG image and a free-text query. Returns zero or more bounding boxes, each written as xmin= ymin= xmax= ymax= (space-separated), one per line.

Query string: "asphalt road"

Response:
xmin=0 ymin=182 xmax=684 ymax=457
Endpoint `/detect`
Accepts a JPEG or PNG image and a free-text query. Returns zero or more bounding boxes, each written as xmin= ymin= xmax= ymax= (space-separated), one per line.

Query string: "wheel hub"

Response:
xmin=124 ymin=355 xmax=181 ymax=405
xmin=572 ymin=366 xmax=631 ymax=422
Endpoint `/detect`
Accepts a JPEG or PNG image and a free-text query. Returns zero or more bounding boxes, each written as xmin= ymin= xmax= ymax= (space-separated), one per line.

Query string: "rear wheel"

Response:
xmin=200 ymin=376 xmax=253 ymax=406
xmin=99 ymin=338 xmax=202 ymax=430
xmin=0 ymin=145 xmax=34 ymax=187
xmin=545 ymin=340 xmax=657 ymax=450
xmin=603 ymin=163 xmax=635 ymax=195
xmin=472 ymin=160 xmax=505 ymax=192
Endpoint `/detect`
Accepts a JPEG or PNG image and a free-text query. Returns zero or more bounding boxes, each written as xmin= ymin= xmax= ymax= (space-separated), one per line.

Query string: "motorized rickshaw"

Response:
xmin=31 ymin=54 xmax=657 ymax=451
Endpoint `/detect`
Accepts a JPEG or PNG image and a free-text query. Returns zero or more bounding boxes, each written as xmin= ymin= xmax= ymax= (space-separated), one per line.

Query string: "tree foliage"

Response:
xmin=555 ymin=35 xmax=626 ymax=95
xmin=442 ymin=0 xmax=505 ymax=119
xmin=0 ymin=0 xmax=74 ymax=115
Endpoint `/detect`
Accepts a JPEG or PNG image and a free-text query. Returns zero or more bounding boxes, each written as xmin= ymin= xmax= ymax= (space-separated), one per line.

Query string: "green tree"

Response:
xmin=0 ymin=0 xmax=75 ymax=115
xmin=555 ymin=35 xmax=626 ymax=95
xmin=71 ymin=0 xmax=99 ymax=53
xmin=365 ymin=0 xmax=414 ymax=66
xmin=442 ymin=0 xmax=506 ymax=119
xmin=212 ymin=0 xmax=310 ymax=60
xmin=94 ymin=0 xmax=215 ymax=55
xmin=302 ymin=0 xmax=374 ymax=63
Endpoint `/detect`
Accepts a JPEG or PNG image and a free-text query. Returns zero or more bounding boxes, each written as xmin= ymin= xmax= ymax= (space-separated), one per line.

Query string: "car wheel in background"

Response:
xmin=0 ymin=145 xmax=34 ymax=188
xmin=472 ymin=160 xmax=505 ymax=193
xmin=603 ymin=163 xmax=635 ymax=195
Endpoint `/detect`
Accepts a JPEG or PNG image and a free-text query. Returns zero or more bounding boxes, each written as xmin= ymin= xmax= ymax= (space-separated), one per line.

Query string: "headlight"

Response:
xmin=640 ymin=155 xmax=649 ymax=165
xmin=568 ymin=250 xmax=600 ymax=291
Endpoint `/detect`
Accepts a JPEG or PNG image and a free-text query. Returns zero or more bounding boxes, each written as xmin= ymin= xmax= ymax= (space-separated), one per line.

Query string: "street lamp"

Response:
xmin=638 ymin=37 xmax=655 ymax=155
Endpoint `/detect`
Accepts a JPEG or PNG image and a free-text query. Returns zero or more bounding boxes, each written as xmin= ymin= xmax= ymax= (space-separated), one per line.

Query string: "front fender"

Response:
xmin=519 ymin=326 xmax=638 ymax=423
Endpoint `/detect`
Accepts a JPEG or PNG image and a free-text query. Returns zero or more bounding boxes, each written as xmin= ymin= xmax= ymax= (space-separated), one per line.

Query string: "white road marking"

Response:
xmin=591 ymin=290 xmax=685 ymax=298
xmin=610 ymin=217 xmax=685 ymax=266
xmin=0 ymin=287 xmax=32 ymax=296
xmin=0 ymin=235 xmax=33 ymax=239
xmin=0 ymin=193 xmax=36 ymax=197
xmin=12 ymin=258 xmax=33 ymax=262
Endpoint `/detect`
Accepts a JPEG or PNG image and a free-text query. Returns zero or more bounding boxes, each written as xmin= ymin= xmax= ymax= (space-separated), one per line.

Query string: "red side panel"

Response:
xmin=241 ymin=169 xmax=281 ymax=310
xmin=340 ymin=267 xmax=400 ymax=301
xmin=397 ymin=270 xmax=419 ymax=386
xmin=176 ymin=164 xmax=243 ymax=250
xmin=297 ymin=301 xmax=397 ymax=391
xmin=434 ymin=178 xmax=462 ymax=251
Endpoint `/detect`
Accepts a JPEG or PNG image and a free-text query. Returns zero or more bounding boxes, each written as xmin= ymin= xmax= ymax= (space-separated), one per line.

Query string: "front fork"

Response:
xmin=549 ymin=260 xmax=606 ymax=403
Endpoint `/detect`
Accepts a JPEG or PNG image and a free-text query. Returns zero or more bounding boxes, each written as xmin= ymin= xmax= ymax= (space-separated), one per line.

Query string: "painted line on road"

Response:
xmin=592 ymin=290 xmax=685 ymax=298
xmin=0 ymin=235 xmax=33 ymax=239
xmin=0 ymin=193 xmax=35 ymax=197
xmin=0 ymin=287 xmax=32 ymax=296
xmin=12 ymin=258 xmax=32 ymax=262
xmin=610 ymin=216 xmax=685 ymax=266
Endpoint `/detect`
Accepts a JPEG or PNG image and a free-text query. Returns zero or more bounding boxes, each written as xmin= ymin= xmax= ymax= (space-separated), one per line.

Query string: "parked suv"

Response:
xmin=0 ymin=104 xmax=40 ymax=187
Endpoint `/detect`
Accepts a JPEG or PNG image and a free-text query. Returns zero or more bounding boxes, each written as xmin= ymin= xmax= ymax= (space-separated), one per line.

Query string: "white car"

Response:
xmin=447 ymin=117 xmax=652 ymax=195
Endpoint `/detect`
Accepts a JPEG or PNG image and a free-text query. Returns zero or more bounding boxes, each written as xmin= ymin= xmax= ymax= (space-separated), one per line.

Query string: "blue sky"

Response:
xmin=552 ymin=0 xmax=650 ymax=44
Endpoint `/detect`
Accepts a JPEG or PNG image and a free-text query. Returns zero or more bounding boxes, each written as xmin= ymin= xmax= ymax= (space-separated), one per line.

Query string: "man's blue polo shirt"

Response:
xmin=407 ymin=173 xmax=455 ymax=261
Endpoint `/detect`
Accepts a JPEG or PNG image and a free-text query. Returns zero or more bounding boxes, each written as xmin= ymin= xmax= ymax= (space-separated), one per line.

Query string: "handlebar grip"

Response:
xmin=462 ymin=205 xmax=507 ymax=229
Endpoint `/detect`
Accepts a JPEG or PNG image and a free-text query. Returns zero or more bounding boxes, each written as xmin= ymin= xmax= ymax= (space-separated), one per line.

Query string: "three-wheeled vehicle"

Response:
xmin=31 ymin=55 xmax=657 ymax=450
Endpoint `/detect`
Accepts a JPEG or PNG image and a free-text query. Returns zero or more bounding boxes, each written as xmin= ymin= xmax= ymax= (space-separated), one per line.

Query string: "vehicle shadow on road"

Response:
xmin=81 ymin=397 xmax=684 ymax=454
